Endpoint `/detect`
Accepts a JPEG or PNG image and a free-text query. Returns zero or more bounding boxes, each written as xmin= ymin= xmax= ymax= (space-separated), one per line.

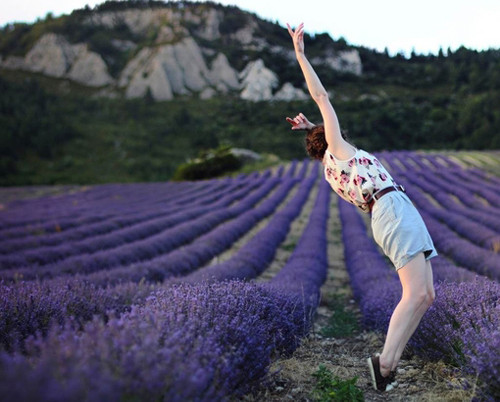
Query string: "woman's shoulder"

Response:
xmin=325 ymin=145 xmax=358 ymax=164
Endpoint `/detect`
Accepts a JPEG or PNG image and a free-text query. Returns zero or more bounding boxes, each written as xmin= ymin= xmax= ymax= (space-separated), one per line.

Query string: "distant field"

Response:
xmin=0 ymin=150 xmax=498 ymax=401
xmin=437 ymin=150 xmax=500 ymax=176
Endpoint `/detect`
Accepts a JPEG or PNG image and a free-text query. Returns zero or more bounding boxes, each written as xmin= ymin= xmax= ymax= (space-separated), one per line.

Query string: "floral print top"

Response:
xmin=323 ymin=148 xmax=396 ymax=213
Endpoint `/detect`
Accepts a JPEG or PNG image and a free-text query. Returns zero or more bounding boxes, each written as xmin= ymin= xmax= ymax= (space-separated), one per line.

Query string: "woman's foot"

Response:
xmin=367 ymin=355 xmax=395 ymax=392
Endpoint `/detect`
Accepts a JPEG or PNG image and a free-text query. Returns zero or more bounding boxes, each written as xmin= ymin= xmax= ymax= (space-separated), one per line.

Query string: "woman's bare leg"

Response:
xmin=378 ymin=253 xmax=434 ymax=377
xmin=389 ymin=259 xmax=435 ymax=370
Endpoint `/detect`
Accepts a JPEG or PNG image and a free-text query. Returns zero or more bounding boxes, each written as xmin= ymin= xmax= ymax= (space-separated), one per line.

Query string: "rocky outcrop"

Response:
xmin=327 ymin=50 xmax=363 ymax=76
xmin=118 ymin=37 xmax=240 ymax=100
xmin=312 ymin=49 xmax=363 ymax=76
xmin=0 ymin=5 xmax=364 ymax=100
xmin=274 ymin=82 xmax=308 ymax=101
xmin=1 ymin=33 xmax=113 ymax=87
xmin=239 ymin=59 xmax=278 ymax=101
xmin=208 ymin=53 xmax=240 ymax=92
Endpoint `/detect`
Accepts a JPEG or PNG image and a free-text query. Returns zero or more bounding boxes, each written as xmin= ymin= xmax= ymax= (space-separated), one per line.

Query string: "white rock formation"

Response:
xmin=24 ymin=33 xmax=79 ymax=77
xmin=119 ymin=37 xmax=239 ymax=100
xmin=209 ymin=53 xmax=240 ymax=92
xmin=273 ymin=82 xmax=308 ymax=101
xmin=0 ymin=7 xmax=364 ymax=101
xmin=120 ymin=47 xmax=172 ymax=100
xmin=1 ymin=33 xmax=113 ymax=87
xmin=320 ymin=50 xmax=363 ymax=76
xmin=68 ymin=51 xmax=114 ymax=87
xmin=239 ymin=59 xmax=278 ymax=101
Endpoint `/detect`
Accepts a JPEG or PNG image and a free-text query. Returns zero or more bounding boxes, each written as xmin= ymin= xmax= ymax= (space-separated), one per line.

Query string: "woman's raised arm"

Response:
xmin=287 ymin=23 xmax=354 ymax=160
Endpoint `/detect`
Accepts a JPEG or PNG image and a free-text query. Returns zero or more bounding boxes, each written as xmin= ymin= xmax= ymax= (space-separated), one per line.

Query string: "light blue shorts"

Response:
xmin=371 ymin=190 xmax=437 ymax=270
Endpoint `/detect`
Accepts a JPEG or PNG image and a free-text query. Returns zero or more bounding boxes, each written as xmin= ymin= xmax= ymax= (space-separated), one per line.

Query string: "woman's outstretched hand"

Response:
xmin=286 ymin=113 xmax=315 ymax=130
xmin=287 ymin=22 xmax=305 ymax=55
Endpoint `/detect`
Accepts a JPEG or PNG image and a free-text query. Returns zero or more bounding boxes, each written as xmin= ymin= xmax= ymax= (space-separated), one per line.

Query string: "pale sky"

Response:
xmin=0 ymin=0 xmax=499 ymax=56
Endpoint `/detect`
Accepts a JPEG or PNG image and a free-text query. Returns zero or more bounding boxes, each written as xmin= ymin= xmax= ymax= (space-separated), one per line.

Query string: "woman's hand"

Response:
xmin=286 ymin=113 xmax=315 ymax=130
xmin=287 ymin=22 xmax=305 ymax=56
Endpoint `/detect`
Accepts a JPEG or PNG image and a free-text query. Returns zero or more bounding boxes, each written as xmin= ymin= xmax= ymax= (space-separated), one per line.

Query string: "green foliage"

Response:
xmin=0 ymin=1 xmax=499 ymax=185
xmin=0 ymin=76 xmax=77 ymax=181
xmin=321 ymin=295 xmax=359 ymax=338
xmin=312 ymin=365 xmax=364 ymax=402
xmin=219 ymin=8 xmax=248 ymax=35
xmin=172 ymin=145 xmax=242 ymax=181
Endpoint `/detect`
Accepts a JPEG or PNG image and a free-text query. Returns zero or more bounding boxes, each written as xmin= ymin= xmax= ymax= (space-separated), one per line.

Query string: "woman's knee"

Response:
xmin=404 ymin=291 xmax=433 ymax=309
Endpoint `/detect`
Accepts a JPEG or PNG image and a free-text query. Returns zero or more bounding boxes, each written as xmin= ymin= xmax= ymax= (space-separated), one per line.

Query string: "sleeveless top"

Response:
xmin=322 ymin=148 xmax=396 ymax=213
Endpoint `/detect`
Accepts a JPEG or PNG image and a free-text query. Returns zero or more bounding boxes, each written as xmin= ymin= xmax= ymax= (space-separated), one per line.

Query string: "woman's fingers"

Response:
xmin=286 ymin=116 xmax=305 ymax=130
xmin=287 ymin=23 xmax=304 ymax=39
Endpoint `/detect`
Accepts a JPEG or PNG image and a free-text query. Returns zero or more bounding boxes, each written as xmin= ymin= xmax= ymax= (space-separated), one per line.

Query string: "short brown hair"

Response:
xmin=305 ymin=125 xmax=328 ymax=160
xmin=305 ymin=125 xmax=348 ymax=160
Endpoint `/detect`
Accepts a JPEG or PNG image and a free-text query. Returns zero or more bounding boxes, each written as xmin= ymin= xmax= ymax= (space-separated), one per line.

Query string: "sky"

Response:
xmin=0 ymin=0 xmax=499 ymax=56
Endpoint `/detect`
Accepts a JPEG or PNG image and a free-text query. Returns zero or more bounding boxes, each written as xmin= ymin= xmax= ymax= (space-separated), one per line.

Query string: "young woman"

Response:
xmin=286 ymin=23 xmax=437 ymax=392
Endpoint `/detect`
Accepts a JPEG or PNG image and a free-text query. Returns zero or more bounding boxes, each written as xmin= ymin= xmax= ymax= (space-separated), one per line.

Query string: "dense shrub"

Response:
xmin=172 ymin=146 xmax=243 ymax=181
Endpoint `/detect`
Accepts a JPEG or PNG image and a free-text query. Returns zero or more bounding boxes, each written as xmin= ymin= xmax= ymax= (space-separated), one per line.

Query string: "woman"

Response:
xmin=286 ymin=23 xmax=437 ymax=392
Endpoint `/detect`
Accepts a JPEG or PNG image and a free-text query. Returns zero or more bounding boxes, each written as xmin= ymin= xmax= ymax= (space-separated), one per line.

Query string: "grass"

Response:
xmin=321 ymin=294 xmax=359 ymax=338
xmin=312 ymin=365 xmax=364 ymax=402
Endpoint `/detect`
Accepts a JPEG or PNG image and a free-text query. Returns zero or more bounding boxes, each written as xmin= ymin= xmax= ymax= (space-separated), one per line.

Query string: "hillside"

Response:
xmin=1 ymin=0 xmax=499 ymax=185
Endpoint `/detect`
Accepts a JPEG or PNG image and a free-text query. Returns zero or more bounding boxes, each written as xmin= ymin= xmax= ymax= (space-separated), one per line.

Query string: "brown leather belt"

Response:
xmin=368 ymin=185 xmax=405 ymax=211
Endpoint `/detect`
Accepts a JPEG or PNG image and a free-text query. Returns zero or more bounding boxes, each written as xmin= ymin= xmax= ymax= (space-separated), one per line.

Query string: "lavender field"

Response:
xmin=0 ymin=151 xmax=499 ymax=401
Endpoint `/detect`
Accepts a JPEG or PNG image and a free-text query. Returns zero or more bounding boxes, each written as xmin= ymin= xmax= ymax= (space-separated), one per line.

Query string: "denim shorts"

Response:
xmin=370 ymin=190 xmax=437 ymax=270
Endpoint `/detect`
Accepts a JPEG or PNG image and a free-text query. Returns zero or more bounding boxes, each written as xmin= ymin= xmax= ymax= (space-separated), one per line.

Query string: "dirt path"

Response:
xmin=240 ymin=195 xmax=476 ymax=401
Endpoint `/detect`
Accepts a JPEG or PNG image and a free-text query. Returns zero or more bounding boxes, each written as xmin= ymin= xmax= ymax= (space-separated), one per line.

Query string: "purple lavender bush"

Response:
xmin=0 ymin=281 xmax=302 ymax=401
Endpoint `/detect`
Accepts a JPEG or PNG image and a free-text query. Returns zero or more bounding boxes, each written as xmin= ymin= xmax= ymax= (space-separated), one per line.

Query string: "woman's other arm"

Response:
xmin=286 ymin=112 xmax=315 ymax=130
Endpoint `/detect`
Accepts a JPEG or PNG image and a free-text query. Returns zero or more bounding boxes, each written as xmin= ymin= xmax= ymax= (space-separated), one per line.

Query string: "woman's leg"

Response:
xmin=388 ymin=259 xmax=435 ymax=370
xmin=378 ymin=253 xmax=435 ymax=377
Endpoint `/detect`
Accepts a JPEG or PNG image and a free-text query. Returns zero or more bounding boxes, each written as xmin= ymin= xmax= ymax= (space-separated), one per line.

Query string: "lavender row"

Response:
xmin=0 ymin=181 xmax=196 ymax=230
xmin=421 ymin=154 xmax=499 ymax=192
xmin=0 ymin=180 xmax=206 ymax=238
xmin=0 ymin=177 xmax=268 ymax=270
xmin=0 ymin=279 xmax=310 ymax=401
xmin=0 ymin=170 xmax=331 ymax=401
xmin=379 ymin=152 xmax=500 ymax=233
xmin=0 ymin=158 xmax=300 ymax=280
xmin=0 ymin=177 xmax=282 ymax=281
xmin=418 ymin=152 xmax=500 ymax=192
xmin=383 ymin=151 xmax=496 ymax=215
xmin=0 ymin=175 xmax=260 ymax=255
xmin=0 ymin=173 xmax=262 ymax=236
xmin=392 ymin=176 xmax=500 ymax=280
xmin=406 ymin=153 xmax=500 ymax=208
xmin=263 ymin=177 xmax=331 ymax=319
xmin=0 ymin=163 xmax=305 ymax=346
xmin=176 ymin=162 xmax=318 ymax=284
xmin=397 ymin=168 xmax=500 ymax=233
xmin=0 ymin=178 xmax=229 ymax=240
xmin=399 ymin=152 xmax=500 ymax=215
xmin=420 ymin=210 xmax=500 ymax=281
xmin=397 ymin=176 xmax=500 ymax=252
xmin=0 ymin=278 xmax=160 ymax=352
xmin=81 ymin=161 xmax=310 ymax=286
xmin=338 ymin=201 xmax=499 ymax=398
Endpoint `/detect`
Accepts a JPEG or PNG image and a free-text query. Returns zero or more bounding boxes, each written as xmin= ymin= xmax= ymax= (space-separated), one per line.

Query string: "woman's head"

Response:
xmin=304 ymin=125 xmax=348 ymax=160
xmin=305 ymin=125 xmax=328 ymax=160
